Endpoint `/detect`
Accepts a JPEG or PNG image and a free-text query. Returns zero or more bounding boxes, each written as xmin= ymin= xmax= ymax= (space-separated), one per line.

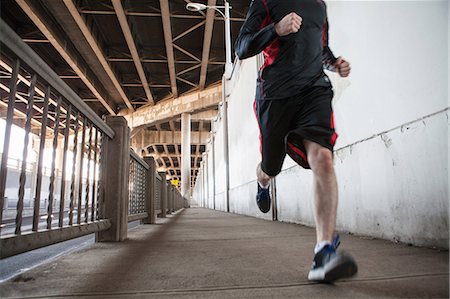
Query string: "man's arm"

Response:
xmin=322 ymin=18 xmax=337 ymax=71
xmin=322 ymin=17 xmax=351 ymax=77
xmin=236 ymin=0 xmax=303 ymax=60
xmin=235 ymin=0 xmax=278 ymax=60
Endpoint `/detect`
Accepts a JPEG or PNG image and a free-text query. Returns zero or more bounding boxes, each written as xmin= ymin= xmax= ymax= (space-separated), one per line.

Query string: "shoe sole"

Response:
xmin=308 ymin=253 xmax=358 ymax=283
xmin=257 ymin=201 xmax=270 ymax=213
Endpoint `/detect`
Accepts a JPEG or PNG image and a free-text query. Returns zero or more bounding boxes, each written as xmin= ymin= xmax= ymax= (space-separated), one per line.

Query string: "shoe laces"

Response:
xmin=331 ymin=234 xmax=341 ymax=250
xmin=319 ymin=234 xmax=341 ymax=257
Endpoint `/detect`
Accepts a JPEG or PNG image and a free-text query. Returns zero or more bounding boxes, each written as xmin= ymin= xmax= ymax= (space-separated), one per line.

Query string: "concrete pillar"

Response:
xmin=181 ymin=113 xmax=191 ymax=206
xmin=97 ymin=116 xmax=130 ymax=242
xmin=203 ymin=164 xmax=206 ymax=208
xmin=204 ymin=152 xmax=210 ymax=210
xmin=221 ymin=100 xmax=230 ymax=213
xmin=211 ymin=133 xmax=216 ymax=211
xmin=167 ymin=184 xmax=173 ymax=215
xmin=158 ymin=172 xmax=167 ymax=218
xmin=143 ymin=157 xmax=156 ymax=224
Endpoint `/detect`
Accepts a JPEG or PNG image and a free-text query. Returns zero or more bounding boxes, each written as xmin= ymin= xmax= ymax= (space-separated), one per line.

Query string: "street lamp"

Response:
xmin=186 ymin=1 xmax=233 ymax=78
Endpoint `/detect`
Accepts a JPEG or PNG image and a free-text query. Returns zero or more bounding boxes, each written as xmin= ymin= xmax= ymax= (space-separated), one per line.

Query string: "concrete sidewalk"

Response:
xmin=0 ymin=208 xmax=448 ymax=298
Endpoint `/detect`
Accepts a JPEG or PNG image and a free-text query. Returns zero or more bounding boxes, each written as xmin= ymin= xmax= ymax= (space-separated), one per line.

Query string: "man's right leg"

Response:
xmin=255 ymin=163 xmax=273 ymax=213
xmin=254 ymin=99 xmax=290 ymax=214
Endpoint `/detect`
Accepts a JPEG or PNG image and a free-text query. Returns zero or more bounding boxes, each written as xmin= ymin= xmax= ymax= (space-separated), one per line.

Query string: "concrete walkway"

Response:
xmin=0 ymin=208 xmax=448 ymax=298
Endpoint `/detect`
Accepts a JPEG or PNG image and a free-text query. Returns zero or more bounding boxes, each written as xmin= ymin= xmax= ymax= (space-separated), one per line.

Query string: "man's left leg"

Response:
xmin=303 ymin=140 xmax=338 ymax=245
xmin=304 ymin=139 xmax=357 ymax=282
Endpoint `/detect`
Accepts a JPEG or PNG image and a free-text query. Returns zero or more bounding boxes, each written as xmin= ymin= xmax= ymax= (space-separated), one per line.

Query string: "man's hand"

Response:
xmin=334 ymin=57 xmax=351 ymax=77
xmin=275 ymin=12 xmax=302 ymax=37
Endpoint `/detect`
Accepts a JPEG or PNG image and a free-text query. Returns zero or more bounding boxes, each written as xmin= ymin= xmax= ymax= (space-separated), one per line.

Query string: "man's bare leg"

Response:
xmin=303 ymin=140 xmax=338 ymax=244
xmin=256 ymin=162 xmax=272 ymax=188
xmin=305 ymin=139 xmax=357 ymax=281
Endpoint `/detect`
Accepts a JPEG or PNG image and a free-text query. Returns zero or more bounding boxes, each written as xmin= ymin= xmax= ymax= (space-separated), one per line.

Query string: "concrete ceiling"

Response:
xmin=1 ymin=0 xmax=251 ymax=187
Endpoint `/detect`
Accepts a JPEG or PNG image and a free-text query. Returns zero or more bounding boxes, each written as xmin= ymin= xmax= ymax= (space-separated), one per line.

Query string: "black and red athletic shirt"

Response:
xmin=235 ymin=0 xmax=337 ymax=101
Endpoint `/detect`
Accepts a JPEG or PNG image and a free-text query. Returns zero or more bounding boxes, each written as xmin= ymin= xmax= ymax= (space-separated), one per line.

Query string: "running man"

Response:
xmin=235 ymin=0 xmax=358 ymax=282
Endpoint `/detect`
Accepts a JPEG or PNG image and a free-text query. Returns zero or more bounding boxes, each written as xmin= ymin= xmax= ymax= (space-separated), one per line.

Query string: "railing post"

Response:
xmin=167 ymin=185 xmax=173 ymax=215
xmin=171 ymin=185 xmax=175 ymax=214
xmin=97 ymin=116 xmax=130 ymax=242
xmin=159 ymin=172 xmax=167 ymax=218
xmin=143 ymin=157 xmax=156 ymax=224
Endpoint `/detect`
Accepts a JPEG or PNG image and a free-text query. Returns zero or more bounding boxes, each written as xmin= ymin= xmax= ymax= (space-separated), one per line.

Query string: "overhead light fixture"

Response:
xmin=186 ymin=1 xmax=233 ymax=78
xmin=186 ymin=3 xmax=207 ymax=12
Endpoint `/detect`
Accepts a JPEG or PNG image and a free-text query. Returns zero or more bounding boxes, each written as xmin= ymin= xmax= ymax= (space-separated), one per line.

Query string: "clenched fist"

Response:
xmin=275 ymin=12 xmax=302 ymax=36
xmin=334 ymin=57 xmax=351 ymax=77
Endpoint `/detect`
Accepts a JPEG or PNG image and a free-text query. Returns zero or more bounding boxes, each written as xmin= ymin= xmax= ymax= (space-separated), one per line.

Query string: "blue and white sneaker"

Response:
xmin=256 ymin=183 xmax=271 ymax=213
xmin=308 ymin=235 xmax=358 ymax=282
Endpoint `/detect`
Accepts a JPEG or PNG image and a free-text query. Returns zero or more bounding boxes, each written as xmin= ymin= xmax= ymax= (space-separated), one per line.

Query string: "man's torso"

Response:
xmin=257 ymin=0 xmax=331 ymax=100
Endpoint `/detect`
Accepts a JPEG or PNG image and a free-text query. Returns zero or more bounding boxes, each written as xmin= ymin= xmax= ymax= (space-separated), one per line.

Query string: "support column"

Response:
xmin=211 ymin=133 xmax=216 ymax=211
xmin=97 ymin=116 xmax=130 ymax=242
xmin=144 ymin=157 xmax=156 ymax=224
xmin=222 ymin=94 xmax=230 ymax=213
xmin=159 ymin=172 xmax=167 ymax=218
xmin=181 ymin=113 xmax=191 ymax=207
xmin=203 ymin=153 xmax=208 ymax=208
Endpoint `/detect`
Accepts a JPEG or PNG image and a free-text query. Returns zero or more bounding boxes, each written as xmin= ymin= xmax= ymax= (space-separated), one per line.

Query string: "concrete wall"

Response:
xmin=193 ymin=0 xmax=449 ymax=248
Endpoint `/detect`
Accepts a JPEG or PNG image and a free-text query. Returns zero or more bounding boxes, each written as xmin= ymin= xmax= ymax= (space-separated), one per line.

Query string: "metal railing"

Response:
xmin=0 ymin=19 xmax=113 ymax=258
xmin=155 ymin=172 xmax=162 ymax=213
xmin=0 ymin=19 xmax=186 ymax=259
xmin=128 ymin=151 xmax=148 ymax=222
xmin=127 ymin=155 xmax=185 ymax=224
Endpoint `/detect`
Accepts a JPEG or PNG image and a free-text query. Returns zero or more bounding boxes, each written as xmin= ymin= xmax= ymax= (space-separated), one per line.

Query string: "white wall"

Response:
xmin=192 ymin=0 xmax=449 ymax=248
xmin=328 ymin=1 xmax=448 ymax=149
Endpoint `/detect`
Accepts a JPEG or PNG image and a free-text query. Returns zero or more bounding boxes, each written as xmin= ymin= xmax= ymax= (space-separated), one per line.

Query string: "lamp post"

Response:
xmin=186 ymin=1 xmax=233 ymax=78
xmin=186 ymin=1 xmax=233 ymax=213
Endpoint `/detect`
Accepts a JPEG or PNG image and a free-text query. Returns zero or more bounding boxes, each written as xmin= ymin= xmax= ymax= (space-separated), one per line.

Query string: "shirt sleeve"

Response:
xmin=235 ymin=0 xmax=278 ymax=60
xmin=322 ymin=17 xmax=337 ymax=71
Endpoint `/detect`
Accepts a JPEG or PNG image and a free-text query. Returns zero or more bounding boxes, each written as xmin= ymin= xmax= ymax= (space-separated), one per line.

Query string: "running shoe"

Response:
xmin=308 ymin=235 xmax=358 ymax=282
xmin=256 ymin=183 xmax=271 ymax=213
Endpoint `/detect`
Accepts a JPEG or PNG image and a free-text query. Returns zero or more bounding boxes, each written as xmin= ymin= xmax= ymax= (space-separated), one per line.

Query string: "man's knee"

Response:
xmin=307 ymin=146 xmax=334 ymax=174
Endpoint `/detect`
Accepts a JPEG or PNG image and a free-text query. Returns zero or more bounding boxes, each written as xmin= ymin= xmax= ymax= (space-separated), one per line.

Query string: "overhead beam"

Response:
xmin=173 ymin=44 xmax=200 ymax=62
xmin=173 ymin=20 xmax=206 ymax=42
xmin=159 ymin=0 xmax=178 ymax=98
xmin=122 ymin=83 xmax=170 ymax=88
xmin=147 ymin=153 xmax=203 ymax=159
xmin=16 ymin=0 xmax=116 ymax=115
xmin=169 ymin=120 xmax=176 ymax=131
xmin=112 ymin=0 xmax=155 ymax=105
xmin=63 ymin=0 xmax=134 ymax=111
xmin=136 ymin=130 xmax=208 ymax=146
xmin=177 ymin=64 xmax=201 ymax=76
xmin=191 ymin=110 xmax=218 ymax=121
xmin=79 ymin=9 xmax=246 ymax=21
xmin=108 ymin=58 xmax=225 ymax=65
xmin=176 ymin=76 xmax=198 ymax=88
xmin=163 ymin=144 xmax=175 ymax=169
xmin=22 ymin=38 xmax=49 ymax=43
xmin=125 ymin=84 xmax=221 ymax=133
xmin=158 ymin=166 xmax=199 ymax=172
xmin=199 ymin=0 xmax=217 ymax=89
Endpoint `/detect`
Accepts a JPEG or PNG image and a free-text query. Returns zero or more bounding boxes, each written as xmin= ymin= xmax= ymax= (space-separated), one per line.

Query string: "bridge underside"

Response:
xmin=1 ymin=0 xmax=247 ymax=187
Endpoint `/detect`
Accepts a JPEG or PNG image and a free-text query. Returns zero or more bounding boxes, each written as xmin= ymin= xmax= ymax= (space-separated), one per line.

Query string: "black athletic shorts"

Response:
xmin=254 ymin=86 xmax=337 ymax=176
